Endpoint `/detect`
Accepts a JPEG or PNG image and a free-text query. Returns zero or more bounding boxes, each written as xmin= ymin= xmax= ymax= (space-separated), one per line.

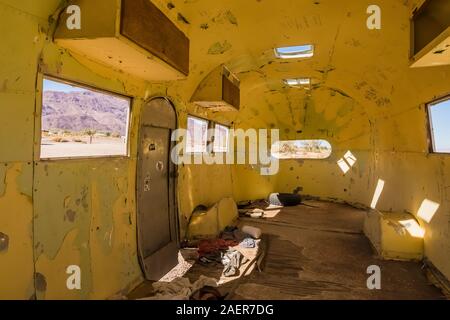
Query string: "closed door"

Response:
xmin=137 ymin=98 xmax=178 ymax=280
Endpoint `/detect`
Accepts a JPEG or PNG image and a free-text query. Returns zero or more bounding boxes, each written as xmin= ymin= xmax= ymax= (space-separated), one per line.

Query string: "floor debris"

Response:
xmin=140 ymin=275 xmax=219 ymax=300
xmin=238 ymin=199 xmax=283 ymax=218
xmin=240 ymin=237 xmax=256 ymax=248
xmin=222 ymin=249 xmax=248 ymax=277
xmin=241 ymin=225 xmax=262 ymax=239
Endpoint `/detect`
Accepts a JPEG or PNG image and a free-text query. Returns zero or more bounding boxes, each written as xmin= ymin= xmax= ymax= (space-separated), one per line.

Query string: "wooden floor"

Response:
xmin=129 ymin=200 xmax=445 ymax=300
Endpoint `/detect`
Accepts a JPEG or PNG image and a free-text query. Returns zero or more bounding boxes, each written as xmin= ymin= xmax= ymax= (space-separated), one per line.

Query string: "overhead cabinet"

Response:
xmin=410 ymin=0 xmax=450 ymax=68
xmin=54 ymin=0 xmax=189 ymax=80
xmin=191 ymin=65 xmax=240 ymax=111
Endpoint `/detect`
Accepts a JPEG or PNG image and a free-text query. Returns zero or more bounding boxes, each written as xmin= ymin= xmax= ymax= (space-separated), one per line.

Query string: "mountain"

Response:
xmin=42 ymin=90 xmax=130 ymax=136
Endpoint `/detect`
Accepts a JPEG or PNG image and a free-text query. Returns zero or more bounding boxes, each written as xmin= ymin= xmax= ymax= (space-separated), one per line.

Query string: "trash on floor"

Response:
xmin=237 ymin=199 xmax=283 ymax=217
xmin=198 ymin=238 xmax=239 ymax=256
xmin=139 ymin=275 xmax=219 ymax=300
xmin=190 ymin=285 xmax=224 ymax=300
xmin=268 ymin=192 xmax=301 ymax=207
xmin=222 ymin=249 xmax=248 ymax=277
xmin=240 ymin=237 xmax=256 ymax=248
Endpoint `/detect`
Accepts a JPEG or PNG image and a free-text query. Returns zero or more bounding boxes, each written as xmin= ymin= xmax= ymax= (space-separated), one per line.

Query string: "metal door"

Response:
xmin=137 ymin=97 xmax=178 ymax=280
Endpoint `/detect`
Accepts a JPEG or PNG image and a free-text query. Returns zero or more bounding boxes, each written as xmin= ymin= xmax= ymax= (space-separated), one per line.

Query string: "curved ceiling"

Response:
xmin=162 ymin=1 xmax=414 ymax=91
xmin=157 ymin=0 xmax=449 ymax=147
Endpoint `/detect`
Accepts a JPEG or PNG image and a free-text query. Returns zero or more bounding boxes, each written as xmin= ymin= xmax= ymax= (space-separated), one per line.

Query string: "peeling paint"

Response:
xmin=65 ymin=209 xmax=76 ymax=222
xmin=208 ymin=41 xmax=232 ymax=55
xmin=0 ymin=232 xmax=9 ymax=252
xmin=35 ymin=273 xmax=47 ymax=292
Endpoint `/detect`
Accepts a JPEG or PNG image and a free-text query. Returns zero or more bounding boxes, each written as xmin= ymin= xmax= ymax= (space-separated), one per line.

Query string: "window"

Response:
xmin=283 ymin=78 xmax=311 ymax=87
xmin=271 ymin=140 xmax=332 ymax=159
xmin=428 ymin=96 xmax=450 ymax=154
xmin=274 ymin=45 xmax=314 ymax=59
xmin=213 ymin=124 xmax=230 ymax=153
xmin=186 ymin=116 xmax=208 ymax=153
xmin=41 ymin=78 xmax=131 ymax=159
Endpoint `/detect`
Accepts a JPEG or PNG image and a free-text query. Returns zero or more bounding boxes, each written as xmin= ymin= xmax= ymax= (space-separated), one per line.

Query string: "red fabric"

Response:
xmin=198 ymin=239 xmax=238 ymax=256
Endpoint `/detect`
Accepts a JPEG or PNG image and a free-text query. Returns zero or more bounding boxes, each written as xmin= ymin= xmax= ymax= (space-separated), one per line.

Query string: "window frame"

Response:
xmin=212 ymin=123 xmax=230 ymax=153
xmin=185 ymin=115 xmax=231 ymax=155
xmin=185 ymin=115 xmax=211 ymax=154
xmin=39 ymin=75 xmax=133 ymax=161
xmin=426 ymin=94 xmax=450 ymax=155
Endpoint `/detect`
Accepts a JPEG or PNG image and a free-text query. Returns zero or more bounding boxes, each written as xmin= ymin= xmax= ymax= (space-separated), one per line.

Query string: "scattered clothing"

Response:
xmin=237 ymin=199 xmax=270 ymax=210
xmin=141 ymin=276 xmax=218 ymax=300
xmin=195 ymin=226 xmax=261 ymax=278
xmin=239 ymin=237 xmax=256 ymax=248
xmin=198 ymin=238 xmax=238 ymax=257
xmin=147 ymin=277 xmax=191 ymax=300
xmin=190 ymin=286 xmax=225 ymax=300
xmin=221 ymin=249 xmax=248 ymax=277
xmin=269 ymin=192 xmax=301 ymax=207
xmin=198 ymin=254 xmax=221 ymax=266
xmin=191 ymin=275 xmax=218 ymax=293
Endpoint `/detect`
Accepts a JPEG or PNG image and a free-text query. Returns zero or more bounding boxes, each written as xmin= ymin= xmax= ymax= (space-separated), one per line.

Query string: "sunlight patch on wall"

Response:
xmin=337 ymin=150 xmax=357 ymax=174
xmin=417 ymin=199 xmax=440 ymax=223
xmin=337 ymin=159 xmax=350 ymax=174
xmin=370 ymin=179 xmax=385 ymax=209
xmin=344 ymin=151 xmax=357 ymax=167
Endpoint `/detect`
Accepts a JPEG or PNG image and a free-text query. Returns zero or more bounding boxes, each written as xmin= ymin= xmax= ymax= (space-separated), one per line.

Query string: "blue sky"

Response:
xmin=276 ymin=45 xmax=312 ymax=54
xmin=43 ymin=79 xmax=88 ymax=93
xmin=430 ymin=99 xmax=450 ymax=152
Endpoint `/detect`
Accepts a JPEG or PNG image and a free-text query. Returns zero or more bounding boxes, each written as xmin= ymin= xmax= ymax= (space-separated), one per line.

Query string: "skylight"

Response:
xmin=283 ymin=78 xmax=311 ymax=87
xmin=274 ymin=45 xmax=314 ymax=59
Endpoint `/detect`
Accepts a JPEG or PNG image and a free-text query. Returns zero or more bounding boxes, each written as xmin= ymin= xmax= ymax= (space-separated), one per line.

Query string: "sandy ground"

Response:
xmin=41 ymin=137 xmax=127 ymax=158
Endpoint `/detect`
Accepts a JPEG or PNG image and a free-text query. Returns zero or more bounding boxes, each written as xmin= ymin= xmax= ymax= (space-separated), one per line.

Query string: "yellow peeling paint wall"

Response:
xmin=0 ymin=0 xmax=47 ymax=299
xmin=0 ymin=0 xmax=148 ymax=299
xmin=0 ymin=0 xmax=237 ymax=299
xmin=32 ymin=40 xmax=150 ymax=298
